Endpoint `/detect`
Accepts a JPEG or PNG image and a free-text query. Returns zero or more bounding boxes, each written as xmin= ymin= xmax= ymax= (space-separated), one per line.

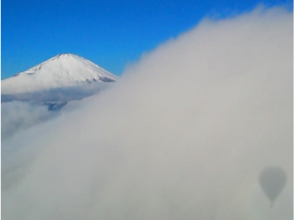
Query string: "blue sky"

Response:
xmin=2 ymin=0 xmax=292 ymax=79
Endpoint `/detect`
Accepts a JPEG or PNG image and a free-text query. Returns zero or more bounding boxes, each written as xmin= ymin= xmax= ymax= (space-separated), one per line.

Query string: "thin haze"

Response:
xmin=2 ymin=7 xmax=293 ymax=220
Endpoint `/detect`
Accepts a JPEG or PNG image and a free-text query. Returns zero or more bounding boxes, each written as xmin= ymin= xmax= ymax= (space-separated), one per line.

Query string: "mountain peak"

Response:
xmin=2 ymin=54 xmax=118 ymax=94
xmin=51 ymin=53 xmax=80 ymax=59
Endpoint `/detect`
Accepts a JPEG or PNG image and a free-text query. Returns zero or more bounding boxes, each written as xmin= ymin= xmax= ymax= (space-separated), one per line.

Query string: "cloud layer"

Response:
xmin=2 ymin=7 xmax=293 ymax=220
xmin=2 ymin=81 xmax=110 ymax=103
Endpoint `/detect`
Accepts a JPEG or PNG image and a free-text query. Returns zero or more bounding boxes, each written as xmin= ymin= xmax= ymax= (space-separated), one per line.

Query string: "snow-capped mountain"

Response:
xmin=2 ymin=53 xmax=118 ymax=94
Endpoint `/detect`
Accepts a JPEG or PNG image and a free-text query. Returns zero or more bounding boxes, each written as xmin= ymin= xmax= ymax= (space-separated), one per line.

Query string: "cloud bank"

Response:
xmin=2 ymin=7 xmax=293 ymax=220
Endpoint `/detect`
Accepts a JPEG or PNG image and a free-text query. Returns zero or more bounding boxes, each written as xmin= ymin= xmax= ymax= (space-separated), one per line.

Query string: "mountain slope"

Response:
xmin=2 ymin=53 xmax=118 ymax=94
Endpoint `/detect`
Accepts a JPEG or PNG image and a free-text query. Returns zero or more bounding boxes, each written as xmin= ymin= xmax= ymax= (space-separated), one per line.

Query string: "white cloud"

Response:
xmin=2 ymin=7 xmax=292 ymax=220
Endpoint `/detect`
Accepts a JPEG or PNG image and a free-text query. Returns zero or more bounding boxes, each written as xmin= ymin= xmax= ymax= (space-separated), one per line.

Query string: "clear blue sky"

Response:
xmin=2 ymin=0 xmax=292 ymax=79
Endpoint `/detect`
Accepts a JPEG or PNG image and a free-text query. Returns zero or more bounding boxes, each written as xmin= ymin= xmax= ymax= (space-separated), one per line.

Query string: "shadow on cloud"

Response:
xmin=2 ymin=6 xmax=293 ymax=220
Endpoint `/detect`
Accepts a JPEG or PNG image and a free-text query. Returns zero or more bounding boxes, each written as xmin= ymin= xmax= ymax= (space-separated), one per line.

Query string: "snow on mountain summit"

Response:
xmin=2 ymin=53 xmax=118 ymax=94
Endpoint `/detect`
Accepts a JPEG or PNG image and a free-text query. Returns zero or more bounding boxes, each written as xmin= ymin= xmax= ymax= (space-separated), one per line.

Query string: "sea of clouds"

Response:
xmin=2 ymin=6 xmax=293 ymax=220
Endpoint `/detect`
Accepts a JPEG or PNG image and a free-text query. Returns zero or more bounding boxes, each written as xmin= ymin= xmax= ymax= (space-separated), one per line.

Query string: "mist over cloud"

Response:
xmin=1 ymin=101 xmax=57 ymax=140
xmin=2 ymin=7 xmax=292 ymax=220
xmin=1 ymin=83 xmax=112 ymax=139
